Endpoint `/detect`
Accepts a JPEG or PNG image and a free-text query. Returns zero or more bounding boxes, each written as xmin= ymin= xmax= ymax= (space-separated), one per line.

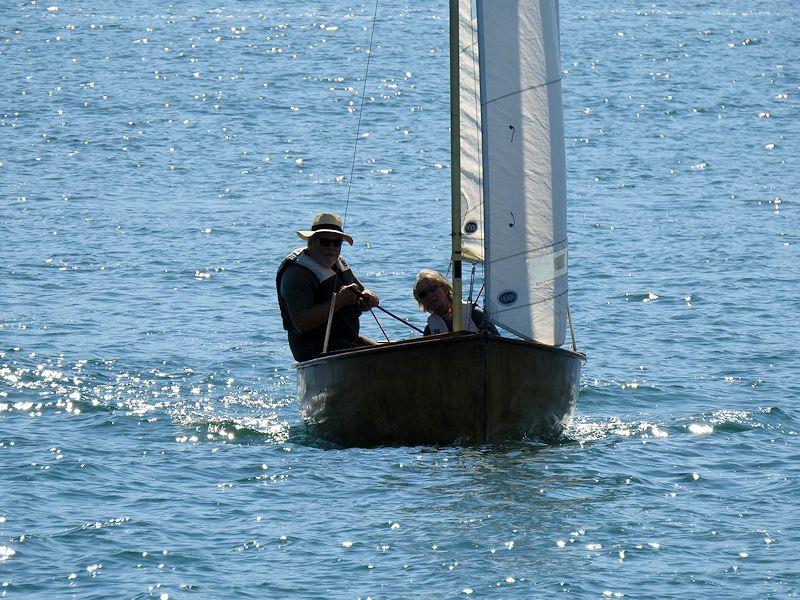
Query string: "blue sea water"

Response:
xmin=1 ymin=0 xmax=799 ymax=597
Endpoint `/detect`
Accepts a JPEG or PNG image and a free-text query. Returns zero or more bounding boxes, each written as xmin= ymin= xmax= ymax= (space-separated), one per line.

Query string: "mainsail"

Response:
xmin=459 ymin=0 xmax=568 ymax=346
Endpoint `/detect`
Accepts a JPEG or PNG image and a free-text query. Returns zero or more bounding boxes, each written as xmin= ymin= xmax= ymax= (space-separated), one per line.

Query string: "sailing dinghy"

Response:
xmin=297 ymin=0 xmax=584 ymax=446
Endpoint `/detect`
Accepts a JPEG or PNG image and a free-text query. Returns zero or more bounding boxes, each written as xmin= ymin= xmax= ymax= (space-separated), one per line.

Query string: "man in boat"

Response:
xmin=413 ymin=269 xmax=497 ymax=336
xmin=277 ymin=212 xmax=380 ymax=362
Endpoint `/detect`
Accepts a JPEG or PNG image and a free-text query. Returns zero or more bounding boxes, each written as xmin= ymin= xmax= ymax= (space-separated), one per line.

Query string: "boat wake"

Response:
xmin=170 ymin=414 xmax=292 ymax=445
xmin=565 ymin=406 xmax=782 ymax=445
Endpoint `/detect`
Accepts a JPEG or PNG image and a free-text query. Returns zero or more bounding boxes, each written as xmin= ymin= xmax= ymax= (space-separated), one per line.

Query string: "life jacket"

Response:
xmin=276 ymin=248 xmax=361 ymax=360
xmin=426 ymin=304 xmax=480 ymax=335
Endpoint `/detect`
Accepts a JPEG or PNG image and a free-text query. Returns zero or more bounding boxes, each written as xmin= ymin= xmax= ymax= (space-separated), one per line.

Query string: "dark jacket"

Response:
xmin=276 ymin=248 xmax=363 ymax=362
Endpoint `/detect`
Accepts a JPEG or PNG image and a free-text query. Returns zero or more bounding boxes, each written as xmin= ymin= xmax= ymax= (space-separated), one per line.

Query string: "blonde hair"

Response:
xmin=413 ymin=269 xmax=452 ymax=310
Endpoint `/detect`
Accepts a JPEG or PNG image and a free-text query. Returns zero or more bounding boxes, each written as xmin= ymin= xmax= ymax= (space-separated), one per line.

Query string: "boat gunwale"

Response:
xmin=296 ymin=331 xmax=586 ymax=370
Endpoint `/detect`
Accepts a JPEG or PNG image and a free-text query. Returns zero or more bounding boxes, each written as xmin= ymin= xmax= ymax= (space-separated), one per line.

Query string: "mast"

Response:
xmin=449 ymin=0 xmax=463 ymax=331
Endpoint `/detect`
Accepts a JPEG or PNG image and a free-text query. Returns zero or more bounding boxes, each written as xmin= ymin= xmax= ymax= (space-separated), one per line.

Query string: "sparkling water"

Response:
xmin=1 ymin=1 xmax=798 ymax=597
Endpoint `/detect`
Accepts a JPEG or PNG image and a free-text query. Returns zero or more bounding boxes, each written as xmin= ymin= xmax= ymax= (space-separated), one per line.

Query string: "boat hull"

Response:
xmin=297 ymin=332 xmax=583 ymax=447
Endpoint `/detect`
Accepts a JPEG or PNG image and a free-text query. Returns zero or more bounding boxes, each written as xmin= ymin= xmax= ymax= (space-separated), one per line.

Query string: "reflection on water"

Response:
xmin=1 ymin=0 xmax=799 ymax=597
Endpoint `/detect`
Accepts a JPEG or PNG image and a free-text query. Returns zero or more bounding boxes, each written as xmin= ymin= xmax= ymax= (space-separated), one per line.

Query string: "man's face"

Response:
xmin=308 ymin=234 xmax=343 ymax=268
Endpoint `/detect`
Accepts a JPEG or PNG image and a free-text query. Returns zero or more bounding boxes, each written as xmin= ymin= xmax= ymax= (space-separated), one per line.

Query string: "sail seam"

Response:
xmin=483 ymin=77 xmax=562 ymax=106
xmin=487 ymin=238 xmax=568 ymax=263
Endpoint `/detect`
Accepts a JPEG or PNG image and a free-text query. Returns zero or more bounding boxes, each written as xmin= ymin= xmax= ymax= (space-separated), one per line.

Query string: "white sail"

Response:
xmin=459 ymin=0 xmax=484 ymax=263
xmin=476 ymin=0 xmax=568 ymax=346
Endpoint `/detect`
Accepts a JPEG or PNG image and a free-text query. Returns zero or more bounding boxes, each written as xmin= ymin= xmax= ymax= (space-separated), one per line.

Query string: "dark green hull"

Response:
xmin=297 ymin=332 xmax=583 ymax=447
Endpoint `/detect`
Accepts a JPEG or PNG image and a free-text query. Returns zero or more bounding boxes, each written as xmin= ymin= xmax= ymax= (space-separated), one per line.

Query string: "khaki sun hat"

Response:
xmin=296 ymin=212 xmax=354 ymax=245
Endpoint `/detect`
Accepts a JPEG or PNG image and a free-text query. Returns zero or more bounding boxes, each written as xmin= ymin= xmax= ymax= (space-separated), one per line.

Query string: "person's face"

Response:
xmin=308 ymin=234 xmax=343 ymax=268
xmin=417 ymin=280 xmax=450 ymax=315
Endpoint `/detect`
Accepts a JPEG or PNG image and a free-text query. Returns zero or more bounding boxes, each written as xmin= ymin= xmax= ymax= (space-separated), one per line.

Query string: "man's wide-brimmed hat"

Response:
xmin=296 ymin=212 xmax=354 ymax=245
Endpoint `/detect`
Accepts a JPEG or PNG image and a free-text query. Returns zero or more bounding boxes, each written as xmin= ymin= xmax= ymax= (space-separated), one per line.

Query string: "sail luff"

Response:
xmin=475 ymin=0 xmax=492 ymax=326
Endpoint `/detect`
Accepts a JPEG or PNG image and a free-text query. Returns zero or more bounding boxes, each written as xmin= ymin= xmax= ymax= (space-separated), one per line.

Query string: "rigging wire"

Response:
xmin=322 ymin=0 xmax=386 ymax=351
xmin=372 ymin=304 xmax=424 ymax=334
xmin=342 ymin=0 xmax=381 ymax=228
xmin=369 ymin=309 xmax=391 ymax=342
xmin=467 ymin=263 xmax=476 ymax=301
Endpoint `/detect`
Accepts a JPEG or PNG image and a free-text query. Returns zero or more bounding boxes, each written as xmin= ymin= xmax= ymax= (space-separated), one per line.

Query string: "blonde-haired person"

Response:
xmin=412 ymin=269 xmax=497 ymax=336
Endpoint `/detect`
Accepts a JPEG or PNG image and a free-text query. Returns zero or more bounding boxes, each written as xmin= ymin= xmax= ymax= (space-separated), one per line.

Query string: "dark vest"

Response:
xmin=276 ymin=248 xmax=362 ymax=361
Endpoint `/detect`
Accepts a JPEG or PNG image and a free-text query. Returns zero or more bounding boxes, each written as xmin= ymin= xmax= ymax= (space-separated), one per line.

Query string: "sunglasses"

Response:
xmin=417 ymin=285 xmax=439 ymax=300
xmin=317 ymin=237 xmax=343 ymax=248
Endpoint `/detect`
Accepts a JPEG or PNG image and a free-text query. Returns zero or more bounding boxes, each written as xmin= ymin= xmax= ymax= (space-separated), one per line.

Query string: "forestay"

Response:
xmin=460 ymin=0 xmax=568 ymax=346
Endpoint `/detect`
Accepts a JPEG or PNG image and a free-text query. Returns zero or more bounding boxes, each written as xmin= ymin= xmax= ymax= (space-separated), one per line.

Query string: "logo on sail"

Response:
xmin=464 ymin=221 xmax=478 ymax=234
xmin=497 ymin=290 xmax=518 ymax=305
